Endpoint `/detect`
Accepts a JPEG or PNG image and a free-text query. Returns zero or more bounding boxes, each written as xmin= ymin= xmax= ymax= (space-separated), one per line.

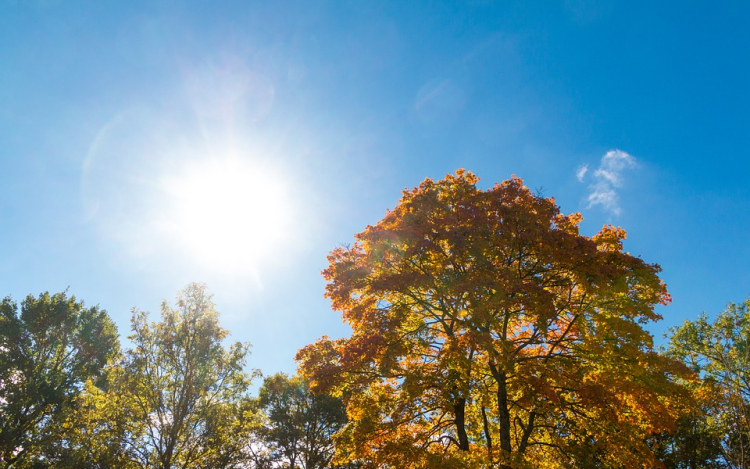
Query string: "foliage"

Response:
xmin=0 ymin=291 xmax=119 ymax=468
xmin=648 ymin=406 xmax=726 ymax=469
xmin=669 ymin=299 xmax=750 ymax=469
xmin=254 ymin=373 xmax=349 ymax=469
xmin=297 ymin=170 xmax=690 ymax=469
xmin=31 ymin=368 xmax=141 ymax=469
xmin=118 ymin=283 xmax=257 ymax=469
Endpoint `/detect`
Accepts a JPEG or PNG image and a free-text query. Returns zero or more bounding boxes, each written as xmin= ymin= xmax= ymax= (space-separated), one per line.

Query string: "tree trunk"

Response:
xmin=490 ymin=363 xmax=513 ymax=469
xmin=454 ymin=397 xmax=470 ymax=451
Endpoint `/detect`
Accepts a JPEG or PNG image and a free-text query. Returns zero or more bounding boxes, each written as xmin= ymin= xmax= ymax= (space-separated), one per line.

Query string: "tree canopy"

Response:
xmin=0 ymin=291 xmax=119 ymax=468
xmin=5 ymin=170 xmax=745 ymax=469
xmin=669 ymin=299 xmax=750 ymax=469
xmin=297 ymin=170 xmax=690 ymax=469
xmin=119 ymin=283 xmax=256 ymax=469
xmin=254 ymin=373 xmax=349 ymax=469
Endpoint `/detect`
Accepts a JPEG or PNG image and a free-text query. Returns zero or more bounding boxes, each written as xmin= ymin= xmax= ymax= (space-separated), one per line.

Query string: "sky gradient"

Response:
xmin=2 ymin=0 xmax=749 ymax=376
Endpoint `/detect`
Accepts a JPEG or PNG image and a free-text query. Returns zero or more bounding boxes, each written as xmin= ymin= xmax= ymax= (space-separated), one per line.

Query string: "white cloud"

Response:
xmin=577 ymin=149 xmax=637 ymax=216
xmin=576 ymin=164 xmax=589 ymax=182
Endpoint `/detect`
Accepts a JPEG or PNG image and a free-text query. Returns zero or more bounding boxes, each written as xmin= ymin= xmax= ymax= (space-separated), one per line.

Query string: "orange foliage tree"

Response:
xmin=297 ymin=170 xmax=690 ymax=469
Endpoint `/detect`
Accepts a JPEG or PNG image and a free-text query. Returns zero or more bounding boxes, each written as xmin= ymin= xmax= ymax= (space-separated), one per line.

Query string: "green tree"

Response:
xmin=0 ymin=291 xmax=119 ymax=468
xmin=32 ymin=368 xmax=141 ymax=469
xmin=255 ymin=373 xmax=348 ymax=469
xmin=297 ymin=171 xmax=690 ymax=469
xmin=648 ymin=408 xmax=726 ymax=469
xmin=119 ymin=283 xmax=257 ymax=469
xmin=669 ymin=299 xmax=750 ymax=469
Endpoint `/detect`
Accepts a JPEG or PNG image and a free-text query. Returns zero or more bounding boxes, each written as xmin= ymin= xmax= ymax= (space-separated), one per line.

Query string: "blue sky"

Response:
xmin=1 ymin=1 xmax=749 ymax=376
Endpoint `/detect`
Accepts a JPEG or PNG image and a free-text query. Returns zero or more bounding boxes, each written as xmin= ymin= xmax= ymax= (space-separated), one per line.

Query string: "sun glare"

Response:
xmin=161 ymin=158 xmax=292 ymax=271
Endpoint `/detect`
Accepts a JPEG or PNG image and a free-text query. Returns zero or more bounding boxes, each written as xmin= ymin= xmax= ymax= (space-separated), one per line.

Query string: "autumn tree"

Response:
xmin=118 ymin=283 xmax=257 ymax=469
xmin=669 ymin=299 xmax=750 ymax=469
xmin=297 ymin=170 xmax=690 ymax=469
xmin=0 ymin=291 xmax=119 ymax=468
xmin=254 ymin=373 xmax=349 ymax=469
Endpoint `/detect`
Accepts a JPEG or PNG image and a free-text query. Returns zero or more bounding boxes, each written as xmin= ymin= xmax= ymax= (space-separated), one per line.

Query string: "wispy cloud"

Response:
xmin=576 ymin=164 xmax=588 ymax=182
xmin=577 ymin=149 xmax=637 ymax=215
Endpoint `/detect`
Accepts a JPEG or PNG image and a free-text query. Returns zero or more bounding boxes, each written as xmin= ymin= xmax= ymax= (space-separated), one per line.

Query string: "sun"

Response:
xmin=161 ymin=157 xmax=292 ymax=271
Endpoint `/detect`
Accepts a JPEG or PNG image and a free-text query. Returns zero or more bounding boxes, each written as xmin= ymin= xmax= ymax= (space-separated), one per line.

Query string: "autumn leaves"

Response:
xmin=297 ymin=170 xmax=690 ymax=468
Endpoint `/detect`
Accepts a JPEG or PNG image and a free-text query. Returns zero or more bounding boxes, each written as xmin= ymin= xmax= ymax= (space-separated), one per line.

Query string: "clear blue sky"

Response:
xmin=2 ymin=1 xmax=749 ymax=376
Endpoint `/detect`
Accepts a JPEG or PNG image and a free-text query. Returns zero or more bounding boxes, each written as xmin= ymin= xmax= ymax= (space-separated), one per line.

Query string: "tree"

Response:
xmin=254 ymin=373 xmax=349 ymax=469
xmin=648 ymin=405 xmax=726 ymax=469
xmin=669 ymin=299 xmax=750 ymax=469
xmin=0 ymin=291 xmax=119 ymax=468
xmin=119 ymin=283 xmax=257 ymax=469
xmin=32 ymin=368 xmax=141 ymax=469
xmin=297 ymin=170 xmax=690 ymax=469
